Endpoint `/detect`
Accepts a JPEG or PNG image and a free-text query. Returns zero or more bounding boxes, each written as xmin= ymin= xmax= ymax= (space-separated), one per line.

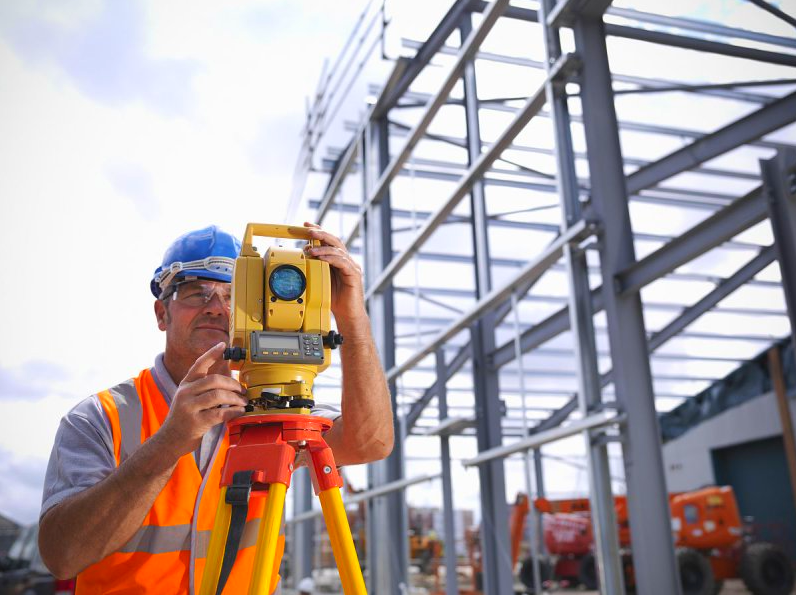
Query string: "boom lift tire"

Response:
xmin=577 ymin=552 xmax=598 ymax=590
xmin=740 ymin=542 xmax=795 ymax=595
xmin=519 ymin=557 xmax=552 ymax=592
xmin=677 ymin=547 xmax=715 ymax=595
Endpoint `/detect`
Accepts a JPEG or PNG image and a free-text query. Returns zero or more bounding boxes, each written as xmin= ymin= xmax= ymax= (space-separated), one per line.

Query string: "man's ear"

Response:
xmin=154 ymin=299 xmax=168 ymax=331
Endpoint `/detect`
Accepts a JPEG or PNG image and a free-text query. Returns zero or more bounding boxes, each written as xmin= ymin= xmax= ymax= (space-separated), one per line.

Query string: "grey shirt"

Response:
xmin=41 ymin=353 xmax=340 ymax=518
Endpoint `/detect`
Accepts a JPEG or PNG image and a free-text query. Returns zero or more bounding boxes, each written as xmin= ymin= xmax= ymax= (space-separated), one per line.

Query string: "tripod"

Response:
xmin=198 ymin=412 xmax=367 ymax=595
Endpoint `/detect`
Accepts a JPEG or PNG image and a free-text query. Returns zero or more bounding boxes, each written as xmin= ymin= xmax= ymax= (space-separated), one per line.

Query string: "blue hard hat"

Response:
xmin=150 ymin=225 xmax=241 ymax=297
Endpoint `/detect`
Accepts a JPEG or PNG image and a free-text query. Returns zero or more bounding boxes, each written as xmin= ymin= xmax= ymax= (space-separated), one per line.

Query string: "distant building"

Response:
xmin=0 ymin=513 xmax=21 ymax=556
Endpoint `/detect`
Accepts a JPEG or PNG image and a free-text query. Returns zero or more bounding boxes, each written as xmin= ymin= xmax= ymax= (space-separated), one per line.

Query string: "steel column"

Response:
xmin=573 ymin=15 xmax=681 ymax=595
xmin=363 ymin=117 xmax=408 ymax=595
xmin=539 ymin=0 xmax=624 ymax=588
xmin=460 ymin=13 xmax=513 ymax=594
xmin=436 ymin=348 xmax=459 ymax=595
xmin=761 ymin=149 xmax=796 ymax=354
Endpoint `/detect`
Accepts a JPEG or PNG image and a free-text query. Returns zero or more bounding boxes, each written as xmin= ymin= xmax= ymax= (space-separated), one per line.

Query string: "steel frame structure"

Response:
xmin=289 ymin=0 xmax=796 ymax=593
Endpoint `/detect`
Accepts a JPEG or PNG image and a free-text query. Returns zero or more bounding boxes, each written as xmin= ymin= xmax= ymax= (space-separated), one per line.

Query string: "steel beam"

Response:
xmin=744 ymin=0 xmax=796 ymax=30
xmin=364 ymin=54 xmax=579 ymax=300
xmin=469 ymin=0 xmax=796 ymax=66
xmin=616 ymin=187 xmax=767 ymax=294
xmin=399 ymin=38 xmax=776 ymax=104
xmin=574 ymin=15 xmax=681 ymax=594
xmin=352 ymin=245 xmax=780 ymax=289
xmin=345 ymin=0 xmax=511 ymax=247
xmin=470 ymin=1 xmax=796 ymax=50
xmin=492 ymin=288 xmax=602 ymax=369
xmin=625 ymin=91 xmax=796 ymax=195
xmin=607 ymin=5 xmax=796 ymax=49
xmin=647 ymin=246 xmax=777 ymax=349
xmin=546 ymin=0 xmax=614 ymax=28
xmin=405 ymin=342 xmax=471 ymax=431
xmin=316 ymin=59 xmax=410 ymax=226
xmin=288 ymin=473 xmax=442 ymax=524
xmin=373 ymin=0 xmax=472 ymax=119
xmin=604 ymin=23 xmax=796 ymax=67
xmin=386 ymin=219 xmax=592 ymax=381
xmin=386 ymin=85 xmax=792 ymax=152
xmin=391 ymin=284 xmax=785 ymax=318
xmin=463 ymin=411 xmax=623 ymax=466
xmin=761 ymin=149 xmax=796 ymax=355
xmin=317 ymin=199 xmax=767 ymax=252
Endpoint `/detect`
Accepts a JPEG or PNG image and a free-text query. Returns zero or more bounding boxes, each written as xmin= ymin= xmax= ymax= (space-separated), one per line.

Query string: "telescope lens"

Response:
xmin=269 ymin=265 xmax=306 ymax=301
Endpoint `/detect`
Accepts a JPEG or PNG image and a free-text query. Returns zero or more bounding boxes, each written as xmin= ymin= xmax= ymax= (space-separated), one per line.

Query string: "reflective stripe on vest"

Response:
xmin=119 ymin=519 xmax=263 ymax=556
xmin=97 ymin=379 xmax=142 ymax=465
xmin=78 ymin=368 xmax=272 ymax=595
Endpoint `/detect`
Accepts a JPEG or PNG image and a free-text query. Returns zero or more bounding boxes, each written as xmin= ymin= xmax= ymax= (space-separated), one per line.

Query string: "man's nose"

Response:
xmin=203 ymin=293 xmax=229 ymax=314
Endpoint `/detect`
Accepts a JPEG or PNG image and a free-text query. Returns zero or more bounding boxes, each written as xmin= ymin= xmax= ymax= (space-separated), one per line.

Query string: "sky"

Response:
xmin=1 ymin=0 xmax=795 ymax=532
xmin=0 ymin=0 xmax=366 ymax=525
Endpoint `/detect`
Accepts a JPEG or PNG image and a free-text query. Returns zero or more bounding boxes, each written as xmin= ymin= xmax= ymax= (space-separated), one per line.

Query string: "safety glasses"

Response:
xmin=164 ymin=281 xmax=232 ymax=309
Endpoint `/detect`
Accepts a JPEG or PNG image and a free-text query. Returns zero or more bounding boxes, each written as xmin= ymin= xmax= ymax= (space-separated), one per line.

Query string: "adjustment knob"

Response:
xmin=223 ymin=346 xmax=247 ymax=361
xmin=323 ymin=330 xmax=344 ymax=350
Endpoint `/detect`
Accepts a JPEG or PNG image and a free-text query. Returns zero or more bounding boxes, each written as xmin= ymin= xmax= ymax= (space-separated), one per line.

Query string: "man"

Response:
xmin=38 ymin=224 xmax=393 ymax=593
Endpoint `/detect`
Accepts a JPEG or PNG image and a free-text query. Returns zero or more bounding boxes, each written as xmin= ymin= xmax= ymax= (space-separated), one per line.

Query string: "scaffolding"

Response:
xmin=288 ymin=1 xmax=796 ymax=593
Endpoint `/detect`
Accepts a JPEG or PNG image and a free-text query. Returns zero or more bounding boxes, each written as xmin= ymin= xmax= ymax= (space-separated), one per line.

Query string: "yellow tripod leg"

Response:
xmin=199 ymin=487 xmax=233 ymax=595
xmin=248 ymin=483 xmax=287 ymax=595
xmin=319 ymin=487 xmax=367 ymax=595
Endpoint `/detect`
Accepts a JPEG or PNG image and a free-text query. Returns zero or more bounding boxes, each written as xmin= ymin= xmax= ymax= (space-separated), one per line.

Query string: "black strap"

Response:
xmin=215 ymin=470 xmax=253 ymax=595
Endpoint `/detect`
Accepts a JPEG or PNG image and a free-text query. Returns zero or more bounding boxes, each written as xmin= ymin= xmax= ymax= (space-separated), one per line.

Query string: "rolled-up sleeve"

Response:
xmin=40 ymin=396 xmax=116 ymax=518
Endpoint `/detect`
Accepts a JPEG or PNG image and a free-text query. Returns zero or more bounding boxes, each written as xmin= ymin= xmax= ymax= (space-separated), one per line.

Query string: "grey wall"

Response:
xmin=662 ymin=390 xmax=796 ymax=492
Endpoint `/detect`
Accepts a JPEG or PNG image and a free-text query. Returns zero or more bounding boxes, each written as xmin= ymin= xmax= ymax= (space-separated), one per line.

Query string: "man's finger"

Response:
xmin=182 ymin=342 xmax=227 ymax=383
xmin=192 ymin=389 xmax=249 ymax=412
xmin=207 ymin=352 xmax=232 ymax=377
xmin=306 ymin=226 xmax=345 ymax=250
xmin=187 ymin=374 xmax=245 ymax=395
xmin=311 ymin=251 xmax=361 ymax=278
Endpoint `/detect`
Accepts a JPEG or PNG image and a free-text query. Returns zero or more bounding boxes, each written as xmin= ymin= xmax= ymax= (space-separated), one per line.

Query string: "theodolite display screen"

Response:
xmin=261 ymin=336 xmax=300 ymax=350
xmin=249 ymin=331 xmax=325 ymax=365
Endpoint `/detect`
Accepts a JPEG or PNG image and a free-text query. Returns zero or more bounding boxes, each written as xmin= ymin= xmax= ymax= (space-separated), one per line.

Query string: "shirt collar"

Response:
xmin=151 ymin=352 xmax=177 ymax=405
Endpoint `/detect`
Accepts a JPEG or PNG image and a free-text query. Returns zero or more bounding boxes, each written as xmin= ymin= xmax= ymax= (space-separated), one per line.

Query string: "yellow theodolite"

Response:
xmin=199 ymin=224 xmax=366 ymax=595
xmin=225 ymin=222 xmax=343 ymax=413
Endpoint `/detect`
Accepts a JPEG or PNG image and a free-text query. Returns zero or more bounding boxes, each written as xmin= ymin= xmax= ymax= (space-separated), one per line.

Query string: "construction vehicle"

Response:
xmin=464 ymin=493 xmax=532 ymax=592
xmin=531 ymin=486 xmax=795 ymax=595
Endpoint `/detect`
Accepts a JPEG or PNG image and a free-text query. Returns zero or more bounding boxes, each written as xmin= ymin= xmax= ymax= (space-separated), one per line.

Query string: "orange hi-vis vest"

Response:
xmin=76 ymin=368 xmax=282 ymax=594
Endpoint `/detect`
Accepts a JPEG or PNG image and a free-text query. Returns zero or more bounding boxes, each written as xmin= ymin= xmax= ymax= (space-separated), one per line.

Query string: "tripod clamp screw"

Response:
xmin=323 ymin=331 xmax=344 ymax=349
xmin=223 ymin=346 xmax=247 ymax=361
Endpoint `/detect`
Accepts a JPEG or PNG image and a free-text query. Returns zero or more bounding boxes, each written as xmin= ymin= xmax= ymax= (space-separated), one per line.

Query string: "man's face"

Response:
xmin=154 ymin=280 xmax=232 ymax=361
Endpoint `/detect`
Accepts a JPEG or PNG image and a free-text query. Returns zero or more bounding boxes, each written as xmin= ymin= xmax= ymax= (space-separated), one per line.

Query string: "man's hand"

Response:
xmin=301 ymin=223 xmax=394 ymax=466
xmin=303 ymin=222 xmax=366 ymax=321
xmin=157 ymin=342 xmax=248 ymax=458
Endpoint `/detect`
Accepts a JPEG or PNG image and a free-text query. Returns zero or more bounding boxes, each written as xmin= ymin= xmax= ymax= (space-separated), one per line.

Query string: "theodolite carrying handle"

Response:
xmin=240 ymin=223 xmax=322 ymax=257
